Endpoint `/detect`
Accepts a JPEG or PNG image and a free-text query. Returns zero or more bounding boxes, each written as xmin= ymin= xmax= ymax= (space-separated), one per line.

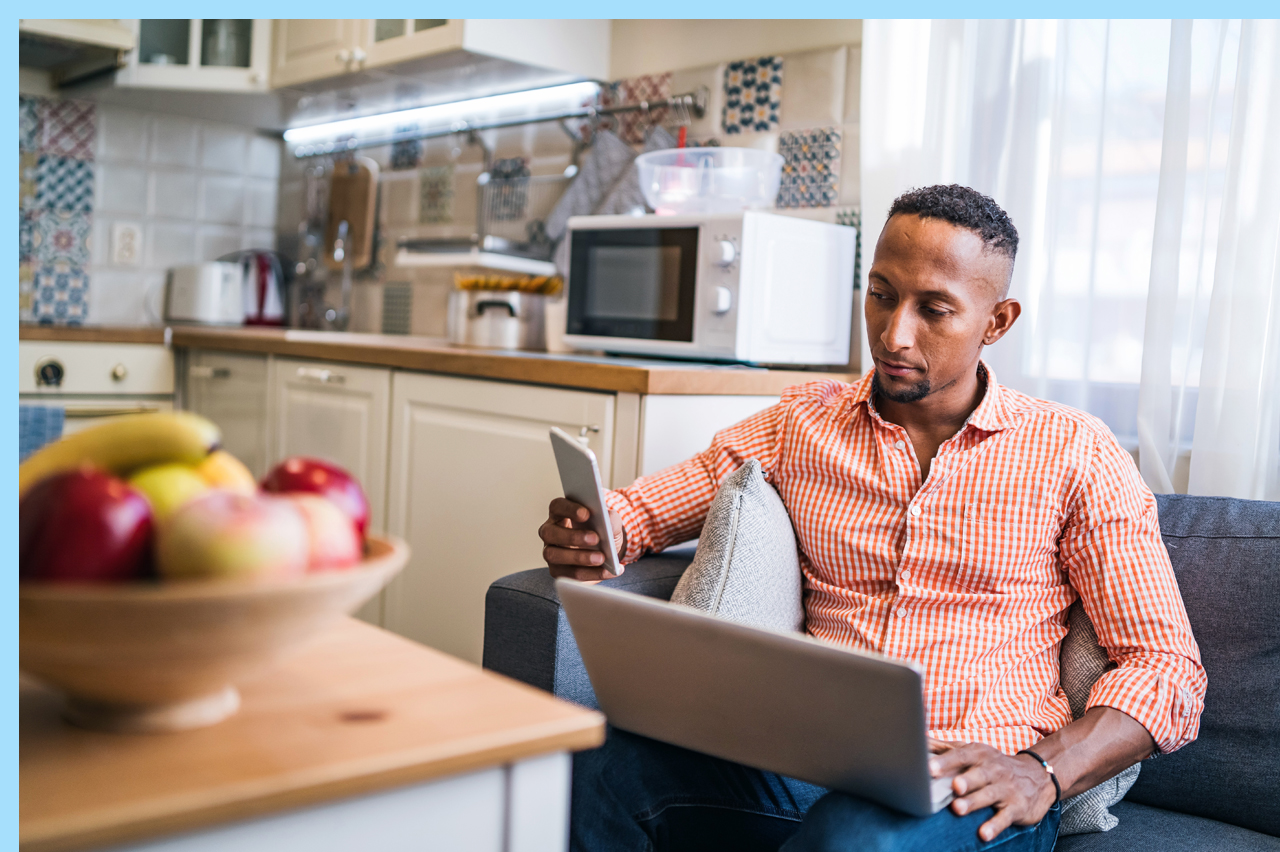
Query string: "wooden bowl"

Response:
xmin=19 ymin=535 xmax=408 ymax=733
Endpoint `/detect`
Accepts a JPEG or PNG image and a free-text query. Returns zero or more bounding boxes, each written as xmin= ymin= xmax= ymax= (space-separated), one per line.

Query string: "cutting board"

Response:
xmin=324 ymin=157 xmax=379 ymax=271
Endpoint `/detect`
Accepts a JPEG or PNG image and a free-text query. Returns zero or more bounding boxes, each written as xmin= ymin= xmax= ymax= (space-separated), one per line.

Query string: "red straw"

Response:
xmin=677 ymin=126 xmax=687 ymax=148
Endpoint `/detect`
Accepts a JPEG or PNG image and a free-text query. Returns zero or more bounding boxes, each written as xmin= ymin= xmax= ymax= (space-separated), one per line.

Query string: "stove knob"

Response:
xmin=714 ymin=240 xmax=737 ymax=266
xmin=111 ymin=363 xmax=128 ymax=382
xmin=35 ymin=358 xmax=64 ymax=388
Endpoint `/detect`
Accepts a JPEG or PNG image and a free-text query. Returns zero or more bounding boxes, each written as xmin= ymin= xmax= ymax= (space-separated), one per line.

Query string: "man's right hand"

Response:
xmin=540 ymin=498 xmax=626 ymax=581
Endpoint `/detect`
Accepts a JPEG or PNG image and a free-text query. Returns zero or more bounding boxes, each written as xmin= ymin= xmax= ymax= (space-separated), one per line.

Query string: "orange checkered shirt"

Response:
xmin=604 ymin=364 xmax=1206 ymax=756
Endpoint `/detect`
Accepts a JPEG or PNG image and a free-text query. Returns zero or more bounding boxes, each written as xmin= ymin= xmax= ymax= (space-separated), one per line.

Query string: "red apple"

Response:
xmin=287 ymin=494 xmax=362 ymax=571
xmin=156 ymin=491 xmax=310 ymax=582
xmin=261 ymin=457 xmax=370 ymax=537
xmin=20 ymin=468 xmax=153 ymax=584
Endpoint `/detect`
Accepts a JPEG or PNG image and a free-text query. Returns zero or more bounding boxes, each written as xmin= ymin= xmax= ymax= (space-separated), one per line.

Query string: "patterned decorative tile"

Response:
xmin=606 ymin=72 xmax=673 ymax=145
xmin=722 ymin=57 xmax=783 ymax=135
xmin=36 ymin=155 xmax=94 ymax=212
xmin=20 ymin=95 xmax=42 ymax=152
xmin=19 ymin=262 xmax=35 ymax=322
xmin=391 ymin=127 xmax=422 ymax=170
xmin=776 ymin=127 xmax=841 ymax=209
xmin=20 ymin=211 xmax=35 ymax=261
xmin=41 ymin=99 xmax=96 ymax=161
xmin=486 ymin=157 xmax=530 ymax=221
xmin=418 ymin=165 xmax=454 ymax=224
xmin=32 ymin=209 xmax=92 ymax=266
xmin=20 ymin=153 xmax=39 ymax=211
xmin=32 ymin=261 xmax=88 ymax=325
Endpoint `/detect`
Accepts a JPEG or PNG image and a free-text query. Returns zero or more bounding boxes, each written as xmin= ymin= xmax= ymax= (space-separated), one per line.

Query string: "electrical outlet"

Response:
xmin=111 ymin=222 xmax=143 ymax=266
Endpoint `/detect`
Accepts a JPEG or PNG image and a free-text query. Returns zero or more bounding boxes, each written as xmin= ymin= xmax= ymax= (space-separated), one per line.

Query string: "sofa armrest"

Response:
xmin=483 ymin=546 xmax=695 ymax=709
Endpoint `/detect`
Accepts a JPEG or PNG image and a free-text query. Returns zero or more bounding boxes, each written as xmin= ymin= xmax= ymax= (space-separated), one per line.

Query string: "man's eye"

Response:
xmin=869 ymin=290 xmax=892 ymax=301
xmin=924 ymin=306 xmax=951 ymax=317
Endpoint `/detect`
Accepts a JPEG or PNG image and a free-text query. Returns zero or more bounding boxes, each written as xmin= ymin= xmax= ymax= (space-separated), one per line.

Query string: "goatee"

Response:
xmin=872 ymin=371 xmax=932 ymax=404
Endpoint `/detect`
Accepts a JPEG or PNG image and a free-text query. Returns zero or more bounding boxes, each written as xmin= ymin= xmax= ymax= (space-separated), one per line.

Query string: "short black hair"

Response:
xmin=887 ymin=185 xmax=1019 ymax=263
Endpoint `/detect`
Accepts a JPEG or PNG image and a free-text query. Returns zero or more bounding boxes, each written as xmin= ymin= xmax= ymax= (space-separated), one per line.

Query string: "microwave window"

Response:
xmin=585 ymin=246 xmax=682 ymax=321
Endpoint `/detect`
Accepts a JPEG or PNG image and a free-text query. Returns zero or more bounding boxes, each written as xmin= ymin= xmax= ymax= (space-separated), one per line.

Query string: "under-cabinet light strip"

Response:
xmin=282 ymin=81 xmax=602 ymax=149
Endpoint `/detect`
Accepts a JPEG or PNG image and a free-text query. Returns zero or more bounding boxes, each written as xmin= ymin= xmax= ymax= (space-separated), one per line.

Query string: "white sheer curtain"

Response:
xmin=860 ymin=19 xmax=1280 ymax=499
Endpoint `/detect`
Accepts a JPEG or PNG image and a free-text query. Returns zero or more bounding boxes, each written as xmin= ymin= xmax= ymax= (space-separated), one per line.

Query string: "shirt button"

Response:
xmin=896 ymin=608 xmax=908 ymax=618
xmin=901 ymin=569 xmax=911 ymax=580
xmin=908 ymin=505 xmax=922 ymax=517
xmin=894 ymin=440 xmax=906 ymax=450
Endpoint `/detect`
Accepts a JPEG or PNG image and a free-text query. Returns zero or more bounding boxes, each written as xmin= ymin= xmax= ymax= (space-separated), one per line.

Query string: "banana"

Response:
xmin=19 ymin=412 xmax=221 ymax=497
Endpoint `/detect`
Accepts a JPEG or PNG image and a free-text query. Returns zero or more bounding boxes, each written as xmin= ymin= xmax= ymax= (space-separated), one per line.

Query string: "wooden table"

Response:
xmin=21 ymin=619 xmax=605 ymax=852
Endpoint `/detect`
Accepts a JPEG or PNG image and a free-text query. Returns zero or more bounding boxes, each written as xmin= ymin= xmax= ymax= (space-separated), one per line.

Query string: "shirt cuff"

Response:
xmin=1086 ymin=666 xmax=1203 ymax=755
xmin=603 ymin=489 xmax=649 ymax=564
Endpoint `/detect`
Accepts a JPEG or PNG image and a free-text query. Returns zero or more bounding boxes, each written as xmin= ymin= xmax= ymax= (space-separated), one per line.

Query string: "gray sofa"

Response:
xmin=484 ymin=494 xmax=1279 ymax=850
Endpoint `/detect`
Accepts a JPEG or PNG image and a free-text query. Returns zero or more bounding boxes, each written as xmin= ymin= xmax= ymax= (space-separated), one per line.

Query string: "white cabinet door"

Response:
xmin=269 ymin=359 xmax=391 ymax=626
xmin=185 ymin=351 xmax=270 ymax=479
xmin=271 ymin=19 xmax=361 ymax=88
xmin=384 ymin=373 xmax=614 ymax=663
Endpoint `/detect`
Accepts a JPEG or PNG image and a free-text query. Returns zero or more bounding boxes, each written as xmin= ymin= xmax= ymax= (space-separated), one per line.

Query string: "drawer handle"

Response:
xmin=65 ymin=405 xmax=161 ymax=419
xmin=190 ymin=366 xmax=231 ymax=380
xmin=296 ymin=367 xmax=345 ymax=384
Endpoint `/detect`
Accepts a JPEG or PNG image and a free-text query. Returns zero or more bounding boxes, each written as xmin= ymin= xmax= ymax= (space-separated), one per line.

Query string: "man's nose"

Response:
xmin=881 ymin=305 xmax=915 ymax=352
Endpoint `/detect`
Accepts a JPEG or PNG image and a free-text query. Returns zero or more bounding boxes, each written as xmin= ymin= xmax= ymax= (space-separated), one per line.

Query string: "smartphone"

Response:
xmin=549 ymin=427 xmax=623 ymax=576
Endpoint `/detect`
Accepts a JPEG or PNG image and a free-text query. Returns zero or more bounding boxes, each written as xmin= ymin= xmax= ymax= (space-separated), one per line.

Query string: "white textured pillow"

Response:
xmin=1057 ymin=600 xmax=1141 ymax=835
xmin=670 ymin=460 xmax=804 ymax=633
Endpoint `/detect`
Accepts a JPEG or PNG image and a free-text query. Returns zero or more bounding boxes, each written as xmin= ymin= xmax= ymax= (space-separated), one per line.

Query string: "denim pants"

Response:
xmin=571 ymin=727 xmax=1062 ymax=852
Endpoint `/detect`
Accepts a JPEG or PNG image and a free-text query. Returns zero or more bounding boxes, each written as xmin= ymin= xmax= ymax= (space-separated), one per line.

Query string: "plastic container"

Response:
xmin=636 ymin=147 xmax=784 ymax=215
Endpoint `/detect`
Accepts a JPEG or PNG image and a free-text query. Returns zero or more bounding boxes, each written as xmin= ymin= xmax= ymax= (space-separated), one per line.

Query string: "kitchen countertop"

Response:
xmin=19 ymin=325 xmax=855 ymax=395
xmin=20 ymin=618 xmax=605 ymax=852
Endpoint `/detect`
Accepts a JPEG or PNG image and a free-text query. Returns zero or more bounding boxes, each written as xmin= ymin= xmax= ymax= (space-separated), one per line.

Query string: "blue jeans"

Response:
xmin=572 ymin=727 xmax=1062 ymax=852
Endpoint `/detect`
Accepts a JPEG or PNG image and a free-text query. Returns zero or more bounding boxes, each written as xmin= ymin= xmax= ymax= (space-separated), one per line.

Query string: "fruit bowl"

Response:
xmin=19 ymin=535 xmax=408 ymax=733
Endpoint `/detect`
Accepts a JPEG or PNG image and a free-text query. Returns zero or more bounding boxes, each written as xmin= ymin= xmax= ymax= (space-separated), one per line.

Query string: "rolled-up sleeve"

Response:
xmin=1058 ymin=431 xmax=1207 ymax=754
xmin=604 ymin=389 xmax=796 ymax=564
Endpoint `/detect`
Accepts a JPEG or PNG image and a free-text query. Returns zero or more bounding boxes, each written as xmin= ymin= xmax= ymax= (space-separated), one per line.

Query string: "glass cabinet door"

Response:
xmin=201 ymin=20 xmax=253 ymax=67
xmin=138 ymin=19 xmax=191 ymax=65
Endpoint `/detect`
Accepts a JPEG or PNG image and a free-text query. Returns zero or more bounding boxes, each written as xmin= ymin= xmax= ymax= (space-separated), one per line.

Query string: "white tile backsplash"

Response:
xmin=148 ymin=222 xmax=198 ymax=268
xmin=245 ymin=179 xmax=278 ymax=228
xmin=97 ymin=164 xmax=150 ymax=216
xmin=248 ymin=135 xmax=282 ymax=179
xmin=151 ymin=169 xmax=199 ymax=220
xmin=780 ymin=46 xmax=847 ymax=130
xmin=97 ymin=108 xmax=149 ymax=163
xmin=197 ymin=226 xmax=242 ymax=262
xmin=201 ymin=125 xmax=250 ymax=174
xmin=200 ymin=175 xmax=246 ymax=226
xmin=150 ymin=116 xmax=200 ymax=167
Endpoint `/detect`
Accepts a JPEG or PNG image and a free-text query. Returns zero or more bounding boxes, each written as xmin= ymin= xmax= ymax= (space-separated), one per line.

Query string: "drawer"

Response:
xmin=19 ymin=342 xmax=174 ymax=396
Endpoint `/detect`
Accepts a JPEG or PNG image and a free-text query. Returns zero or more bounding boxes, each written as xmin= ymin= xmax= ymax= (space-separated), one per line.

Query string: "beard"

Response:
xmin=872 ymin=370 xmax=932 ymax=404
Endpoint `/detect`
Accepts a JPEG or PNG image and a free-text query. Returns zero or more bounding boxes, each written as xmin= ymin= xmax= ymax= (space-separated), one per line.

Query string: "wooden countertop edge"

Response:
xmin=19 ymin=326 xmax=168 ymax=345
xmin=20 ymin=711 xmax=605 ymax=852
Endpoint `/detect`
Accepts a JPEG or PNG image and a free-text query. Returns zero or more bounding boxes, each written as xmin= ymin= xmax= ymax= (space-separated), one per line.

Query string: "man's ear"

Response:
xmin=983 ymin=299 xmax=1021 ymax=346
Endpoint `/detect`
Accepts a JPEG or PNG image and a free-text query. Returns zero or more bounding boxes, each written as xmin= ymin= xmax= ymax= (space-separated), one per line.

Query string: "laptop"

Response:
xmin=556 ymin=579 xmax=956 ymax=817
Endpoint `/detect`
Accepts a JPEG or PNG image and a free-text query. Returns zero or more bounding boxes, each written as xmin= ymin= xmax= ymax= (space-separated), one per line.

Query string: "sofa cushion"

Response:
xmin=1124 ymin=495 xmax=1280 ymax=836
xmin=1055 ymin=802 xmax=1280 ymax=851
xmin=670 ymin=459 xmax=804 ymax=633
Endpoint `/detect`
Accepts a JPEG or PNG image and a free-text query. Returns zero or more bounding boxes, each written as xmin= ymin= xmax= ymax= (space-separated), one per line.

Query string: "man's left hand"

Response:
xmin=929 ymin=742 xmax=1057 ymax=842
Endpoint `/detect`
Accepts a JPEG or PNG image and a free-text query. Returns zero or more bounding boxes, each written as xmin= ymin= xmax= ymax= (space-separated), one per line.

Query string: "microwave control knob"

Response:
xmin=715 ymin=240 xmax=737 ymax=266
xmin=713 ymin=286 xmax=733 ymax=315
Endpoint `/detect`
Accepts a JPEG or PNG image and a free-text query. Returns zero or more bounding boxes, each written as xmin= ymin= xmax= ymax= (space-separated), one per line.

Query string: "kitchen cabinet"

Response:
xmin=269 ymin=19 xmax=608 ymax=89
xmin=269 ymin=358 xmax=391 ymax=625
xmin=269 ymin=19 xmax=363 ymax=89
xmin=114 ymin=19 xmax=273 ymax=92
xmin=383 ymin=372 xmax=614 ymax=664
xmin=185 ymin=350 xmax=270 ymax=480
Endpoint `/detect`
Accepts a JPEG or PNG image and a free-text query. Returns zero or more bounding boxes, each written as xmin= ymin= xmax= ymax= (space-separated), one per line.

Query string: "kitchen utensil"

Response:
xmin=164 ymin=262 xmax=245 ymax=325
xmin=636 ymin=147 xmax=784 ymax=215
xmin=447 ymin=289 xmax=547 ymax=351
xmin=19 ymin=535 xmax=408 ymax=733
xmin=324 ymin=157 xmax=378 ymax=272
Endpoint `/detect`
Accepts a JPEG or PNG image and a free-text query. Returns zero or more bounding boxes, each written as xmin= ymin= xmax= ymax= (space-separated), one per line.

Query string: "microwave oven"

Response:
xmin=563 ymin=211 xmax=856 ymax=364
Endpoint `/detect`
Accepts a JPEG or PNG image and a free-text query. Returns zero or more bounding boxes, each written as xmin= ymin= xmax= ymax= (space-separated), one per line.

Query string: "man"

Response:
xmin=540 ymin=185 xmax=1206 ymax=851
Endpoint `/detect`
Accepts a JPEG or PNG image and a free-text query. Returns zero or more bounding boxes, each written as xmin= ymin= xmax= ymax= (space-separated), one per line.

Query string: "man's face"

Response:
xmin=864 ymin=214 xmax=1017 ymax=404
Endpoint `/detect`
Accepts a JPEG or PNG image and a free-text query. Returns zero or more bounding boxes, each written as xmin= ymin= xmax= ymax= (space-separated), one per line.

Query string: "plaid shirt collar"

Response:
xmin=849 ymin=360 xmax=1018 ymax=434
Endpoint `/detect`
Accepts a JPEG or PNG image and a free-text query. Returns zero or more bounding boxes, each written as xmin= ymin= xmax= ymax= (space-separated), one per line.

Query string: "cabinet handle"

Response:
xmin=65 ymin=405 xmax=161 ymax=419
xmin=336 ymin=49 xmax=351 ymax=63
xmin=351 ymin=47 xmax=367 ymax=63
xmin=190 ymin=366 xmax=231 ymax=380
xmin=296 ymin=366 xmax=345 ymax=385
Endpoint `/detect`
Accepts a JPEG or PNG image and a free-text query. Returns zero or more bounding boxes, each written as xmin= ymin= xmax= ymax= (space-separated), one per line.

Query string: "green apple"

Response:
xmin=156 ymin=491 xmax=310 ymax=581
xmin=128 ymin=463 xmax=210 ymax=521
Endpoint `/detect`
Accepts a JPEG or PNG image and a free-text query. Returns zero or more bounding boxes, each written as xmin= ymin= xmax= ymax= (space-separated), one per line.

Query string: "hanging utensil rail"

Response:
xmin=291 ymin=86 xmax=709 ymax=159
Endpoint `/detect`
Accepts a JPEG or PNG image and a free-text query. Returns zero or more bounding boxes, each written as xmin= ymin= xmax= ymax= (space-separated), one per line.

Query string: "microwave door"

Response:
xmin=567 ymin=227 xmax=700 ymax=342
